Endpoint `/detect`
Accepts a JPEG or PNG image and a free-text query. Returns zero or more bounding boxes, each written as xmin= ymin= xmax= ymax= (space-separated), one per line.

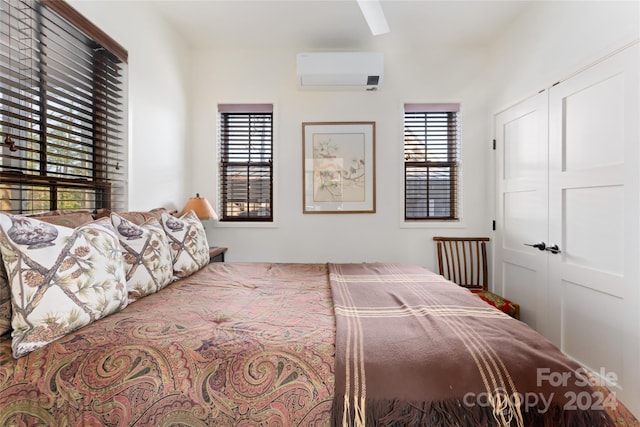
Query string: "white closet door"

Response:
xmin=548 ymin=43 xmax=639 ymax=411
xmin=494 ymin=92 xmax=549 ymax=333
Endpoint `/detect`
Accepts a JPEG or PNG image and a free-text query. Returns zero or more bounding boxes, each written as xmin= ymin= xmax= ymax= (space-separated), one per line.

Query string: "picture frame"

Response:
xmin=302 ymin=121 xmax=376 ymax=214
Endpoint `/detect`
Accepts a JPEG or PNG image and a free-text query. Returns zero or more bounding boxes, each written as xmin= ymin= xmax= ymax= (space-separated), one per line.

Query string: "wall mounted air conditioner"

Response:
xmin=296 ymin=52 xmax=384 ymax=91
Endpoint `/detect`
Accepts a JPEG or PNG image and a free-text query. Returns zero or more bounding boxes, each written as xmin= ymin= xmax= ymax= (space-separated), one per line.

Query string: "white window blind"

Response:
xmin=0 ymin=0 xmax=127 ymax=214
xmin=404 ymin=103 xmax=460 ymax=220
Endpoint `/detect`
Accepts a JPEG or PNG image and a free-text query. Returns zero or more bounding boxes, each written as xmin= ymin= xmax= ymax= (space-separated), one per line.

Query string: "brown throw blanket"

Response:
xmin=329 ymin=263 xmax=616 ymax=426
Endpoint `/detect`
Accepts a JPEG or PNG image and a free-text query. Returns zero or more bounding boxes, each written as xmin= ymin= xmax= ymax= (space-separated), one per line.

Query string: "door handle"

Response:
xmin=524 ymin=242 xmax=547 ymax=251
xmin=545 ymin=244 xmax=562 ymax=254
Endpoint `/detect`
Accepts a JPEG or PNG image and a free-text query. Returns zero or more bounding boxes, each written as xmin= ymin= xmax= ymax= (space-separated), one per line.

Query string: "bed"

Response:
xmin=0 ymin=212 xmax=637 ymax=426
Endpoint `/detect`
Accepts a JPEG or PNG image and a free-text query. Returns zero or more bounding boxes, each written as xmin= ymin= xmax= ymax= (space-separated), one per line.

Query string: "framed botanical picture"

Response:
xmin=302 ymin=121 xmax=376 ymax=214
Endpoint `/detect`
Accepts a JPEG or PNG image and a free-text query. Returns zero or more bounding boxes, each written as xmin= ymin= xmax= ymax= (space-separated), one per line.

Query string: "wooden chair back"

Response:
xmin=433 ymin=237 xmax=490 ymax=290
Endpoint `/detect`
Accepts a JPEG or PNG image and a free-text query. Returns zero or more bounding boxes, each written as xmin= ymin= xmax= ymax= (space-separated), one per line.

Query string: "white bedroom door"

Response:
xmin=494 ymin=92 xmax=550 ymax=334
xmin=547 ymin=43 xmax=639 ymax=408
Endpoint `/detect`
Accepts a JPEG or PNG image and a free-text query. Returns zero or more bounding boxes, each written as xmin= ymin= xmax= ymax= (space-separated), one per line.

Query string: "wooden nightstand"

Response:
xmin=209 ymin=247 xmax=227 ymax=263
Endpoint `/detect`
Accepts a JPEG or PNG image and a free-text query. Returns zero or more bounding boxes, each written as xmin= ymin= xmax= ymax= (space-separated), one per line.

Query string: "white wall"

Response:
xmin=58 ymin=1 xmax=526 ymax=271
xmin=69 ymin=0 xmax=192 ymax=212
xmin=189 ymin=45 xmax=493 ymax=267
xmin=488 ymin=1 xmax=639 ymax=111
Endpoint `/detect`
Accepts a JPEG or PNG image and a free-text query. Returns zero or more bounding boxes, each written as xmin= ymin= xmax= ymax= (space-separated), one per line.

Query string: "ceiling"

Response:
xmin=153 ymin=1 xmax=532 ymax=50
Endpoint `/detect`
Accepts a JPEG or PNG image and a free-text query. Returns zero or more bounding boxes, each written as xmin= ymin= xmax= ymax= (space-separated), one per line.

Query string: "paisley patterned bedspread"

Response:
xmin=0 ymin=263 xmax=335 ymax=426
xmin=1 ymin=262 xmax=638 ymax=426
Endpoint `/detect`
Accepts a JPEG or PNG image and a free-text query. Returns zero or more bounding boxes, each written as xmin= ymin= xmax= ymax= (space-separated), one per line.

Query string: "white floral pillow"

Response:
xmin=111 ymin=214 xmax=173 ymax=302
xmin=0 ymin=214 xmax=128 ymax=358
xmin=160 ymin=211 xmax=209 ymax=279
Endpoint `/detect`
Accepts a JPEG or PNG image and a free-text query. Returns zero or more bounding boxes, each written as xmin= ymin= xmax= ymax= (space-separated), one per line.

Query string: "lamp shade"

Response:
xmin=180 ymin=193 xmax=218 ymax=220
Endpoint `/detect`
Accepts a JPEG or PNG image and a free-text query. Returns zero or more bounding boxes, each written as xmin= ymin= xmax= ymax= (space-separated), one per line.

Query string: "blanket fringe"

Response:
xmin=331 ymin=395 xmax=616 ymax=427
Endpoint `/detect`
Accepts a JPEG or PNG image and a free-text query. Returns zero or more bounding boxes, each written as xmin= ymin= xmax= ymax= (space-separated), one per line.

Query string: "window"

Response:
xmin=0 ymin=0 xmax=127 ymax=215
xmin=218 ymin=104 xmax=273 ymax=222
xmin=404 ymin=103 xmax=459 ymax=221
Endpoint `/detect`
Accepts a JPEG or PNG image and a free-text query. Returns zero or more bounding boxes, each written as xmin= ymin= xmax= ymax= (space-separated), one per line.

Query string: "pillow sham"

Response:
xmin=31 ymin=210 xmax=94 ymax=228
xmin=97 ymin=207 xmax=170 ymax=225
xmin=160 ymin=210 xmax=209 ymax=279
xmin=110 ymin=214 xmax=173 ymax=302
xmin=0 ymin=214 xmax=128 ymax=358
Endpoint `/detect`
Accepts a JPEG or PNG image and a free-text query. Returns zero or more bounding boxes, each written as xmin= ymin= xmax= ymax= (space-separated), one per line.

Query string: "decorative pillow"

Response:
xmin=93 ymin=208 xmax=111 ymax=220
xmin=471 ymin=289 xmax=520 ymax=319
xmin=35 ymin=211 xmax=95 ymax=228
xmin=0 ymin=260 xmax=10 ymax=339
xmin=102 ymin=208 xmax=171 ymax=226
xmin=160 ymin=211 xmax=209 ymax=279
xmin=0 ymin=214 xmax=128 ymax=358
xmin=110 ymin=214 xmax=173 ymax=302
xmin=1 ymin=209 xmax=94 ymax=340
xmin=30 ymin=209 xmax=92 ymax=217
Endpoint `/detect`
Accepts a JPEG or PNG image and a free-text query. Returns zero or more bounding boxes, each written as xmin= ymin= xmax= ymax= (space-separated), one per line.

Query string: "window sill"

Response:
xmin=399 ymin=219 xmax=465 ymax=229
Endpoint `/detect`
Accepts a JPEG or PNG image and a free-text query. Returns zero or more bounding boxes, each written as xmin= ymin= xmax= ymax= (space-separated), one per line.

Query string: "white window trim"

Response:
xmin=214 ymin=100 xmax=279 ymax=229
xmin=399 ymin=101 xmax=465 ymax=229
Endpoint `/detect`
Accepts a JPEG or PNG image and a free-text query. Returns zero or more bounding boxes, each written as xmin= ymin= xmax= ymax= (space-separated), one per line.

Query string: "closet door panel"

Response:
xmin=564 ymin=71 xmax=625 ymax=171
xmin=494 ymin=92 xmax=549 ymax=333
xmin=564 ymin=185 xmax=624 ymax=278
xmin=562 ymin=280 xmax=625 ymax=375
xmin=548 ymin=43 xmax=639 ymax=413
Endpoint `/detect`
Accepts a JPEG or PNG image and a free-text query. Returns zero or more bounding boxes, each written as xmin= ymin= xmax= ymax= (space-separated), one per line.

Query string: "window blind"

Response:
xmin=218 ymin=104 xmax=273 ymax=222
xmin=0 ymin=0 xmax=127 ymax=214
xmin=404 ymin=104 xmax=459 ymax=220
